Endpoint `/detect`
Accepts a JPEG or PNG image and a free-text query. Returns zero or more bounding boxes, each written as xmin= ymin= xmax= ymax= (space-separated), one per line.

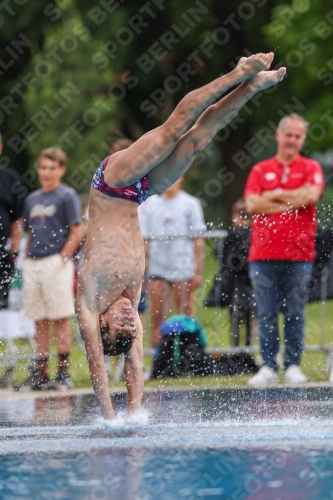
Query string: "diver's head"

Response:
xmin=100 ymin=297 xmax=137 ymax=356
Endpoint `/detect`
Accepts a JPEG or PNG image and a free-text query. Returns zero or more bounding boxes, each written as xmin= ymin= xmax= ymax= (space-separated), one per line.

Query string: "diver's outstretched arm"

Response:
xmin=124 ymin=314 xmax=144 ymax=414
xmin=148 ymin=68 xmax=286 ymax=194
xmin=105 ymin=53 xmax=275 ymax=189
xmin=75 ymin=292 xmax=116 ymax=420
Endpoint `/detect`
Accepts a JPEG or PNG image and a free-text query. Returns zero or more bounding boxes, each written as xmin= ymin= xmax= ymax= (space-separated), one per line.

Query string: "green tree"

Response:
xmin=264 ymin=2 xmax=333 ymax=225
xmin=264 ymin=2 xmax=333 ymax=152
xmin=24 ymin=4 xmax=118 ymax=192
xmin=5 ymin=0 xmax=330 ymax=224
xmin=0 ymin=1 xmax=62 ymax=173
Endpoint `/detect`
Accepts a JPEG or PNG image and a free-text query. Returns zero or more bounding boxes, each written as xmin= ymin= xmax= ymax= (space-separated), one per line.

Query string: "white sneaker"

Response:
xmin=284 ymin=365 xmax=307 ymax=384
xmin=248 ymin=366 xmax=278 ymax=387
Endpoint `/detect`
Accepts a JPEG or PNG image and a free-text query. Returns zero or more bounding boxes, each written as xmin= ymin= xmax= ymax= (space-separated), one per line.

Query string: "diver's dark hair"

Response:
xmin=101 ymin=325 xmax=135 ymax=357
xmin=103 ymin=341 xmax=133 ymax=357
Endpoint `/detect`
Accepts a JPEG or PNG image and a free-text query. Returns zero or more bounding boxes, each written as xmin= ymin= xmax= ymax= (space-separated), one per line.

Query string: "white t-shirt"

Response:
xmin=139 ymin=191 xmax=206 ymax=281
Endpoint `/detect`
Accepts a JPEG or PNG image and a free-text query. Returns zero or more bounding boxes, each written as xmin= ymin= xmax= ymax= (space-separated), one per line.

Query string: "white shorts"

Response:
xmin=23 ymin=254 xmax=75 ymax=321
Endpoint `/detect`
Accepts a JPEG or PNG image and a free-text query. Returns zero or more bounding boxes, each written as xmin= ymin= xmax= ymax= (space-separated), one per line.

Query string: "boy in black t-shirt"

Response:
xmin=0 ymin=134 xmax=25 ymax=309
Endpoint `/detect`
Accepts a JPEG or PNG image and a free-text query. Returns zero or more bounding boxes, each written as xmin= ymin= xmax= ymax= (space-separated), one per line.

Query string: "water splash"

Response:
xmin=96 ymin=407 xmax=150 ymax=428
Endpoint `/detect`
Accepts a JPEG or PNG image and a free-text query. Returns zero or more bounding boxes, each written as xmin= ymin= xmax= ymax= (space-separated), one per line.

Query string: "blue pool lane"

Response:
xmin=0 ymin=387 xmax=333 ymax=499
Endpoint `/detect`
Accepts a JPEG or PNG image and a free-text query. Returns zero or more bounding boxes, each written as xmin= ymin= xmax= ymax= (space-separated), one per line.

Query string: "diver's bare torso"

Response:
xmin=80 ymin=188 xmax=145 ymax=315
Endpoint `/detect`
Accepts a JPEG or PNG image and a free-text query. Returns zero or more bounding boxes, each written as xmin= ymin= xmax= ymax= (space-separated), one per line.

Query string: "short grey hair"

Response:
xmin=277 ymin=114 xmax=309 ymax=134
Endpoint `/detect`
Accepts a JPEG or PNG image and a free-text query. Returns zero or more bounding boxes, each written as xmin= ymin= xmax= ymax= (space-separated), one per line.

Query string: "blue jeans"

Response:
xmin=249 ymin=261 xmax=313 ymax=372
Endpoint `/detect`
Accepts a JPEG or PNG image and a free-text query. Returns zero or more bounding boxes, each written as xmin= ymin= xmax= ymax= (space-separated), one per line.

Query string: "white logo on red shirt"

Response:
xmin=314 ymin=172 xmax=323 ymax=185
xmin=265 ymin=172 xmax=276 ymax=180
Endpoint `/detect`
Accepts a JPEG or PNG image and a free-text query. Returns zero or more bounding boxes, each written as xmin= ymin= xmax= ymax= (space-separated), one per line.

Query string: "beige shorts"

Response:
xmin=23 ymin=254 xmax=75 ymax=321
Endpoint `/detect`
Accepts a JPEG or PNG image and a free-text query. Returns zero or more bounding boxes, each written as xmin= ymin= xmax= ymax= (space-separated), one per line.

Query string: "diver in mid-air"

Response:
xmin=75 ymin=53 xmax=286 ymax=419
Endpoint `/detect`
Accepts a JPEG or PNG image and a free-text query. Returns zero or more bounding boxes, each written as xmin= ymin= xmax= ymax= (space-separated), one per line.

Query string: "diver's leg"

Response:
xmin=105 ymin=54 xmax=275 ymax=188
xmin=149 ymin=68 xmax=286 ymax=194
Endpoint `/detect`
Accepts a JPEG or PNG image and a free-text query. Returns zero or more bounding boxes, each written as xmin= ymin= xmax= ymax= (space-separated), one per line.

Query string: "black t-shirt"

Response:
xmin=0 ymin=168 xmax=25 ymax=247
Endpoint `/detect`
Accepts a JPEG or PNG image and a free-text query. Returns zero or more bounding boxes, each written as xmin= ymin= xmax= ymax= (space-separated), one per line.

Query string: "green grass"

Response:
xmin=2 ymin=242 xmax=333 ymax=390
xmin=4 ymin=297 xmax=332 ymax=391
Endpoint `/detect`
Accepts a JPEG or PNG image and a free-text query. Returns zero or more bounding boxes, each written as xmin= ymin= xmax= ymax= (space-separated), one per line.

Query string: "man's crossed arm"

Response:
xmin=245 ymin=184 xmax=322 ymax=215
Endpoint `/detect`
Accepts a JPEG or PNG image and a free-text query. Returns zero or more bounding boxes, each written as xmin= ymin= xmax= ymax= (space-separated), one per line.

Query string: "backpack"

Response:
xmin=151 ymin=332 xmax=215 ymax=378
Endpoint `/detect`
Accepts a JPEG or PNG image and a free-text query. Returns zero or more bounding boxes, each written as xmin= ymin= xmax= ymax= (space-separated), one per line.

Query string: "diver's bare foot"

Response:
xmin=248 ymin=67 xmax=286 ymax=92
xmin=236 ymin=53 xmax=274 ymax=80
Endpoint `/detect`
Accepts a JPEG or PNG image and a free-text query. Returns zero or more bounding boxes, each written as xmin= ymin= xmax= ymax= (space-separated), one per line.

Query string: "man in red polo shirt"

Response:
xmin=244 ymin=113 xmax=324 ymax=386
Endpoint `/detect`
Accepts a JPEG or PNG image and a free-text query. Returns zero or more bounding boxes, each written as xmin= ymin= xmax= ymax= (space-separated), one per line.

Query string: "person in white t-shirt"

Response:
xmin=140 ymin=176 xmax=206 ymax=353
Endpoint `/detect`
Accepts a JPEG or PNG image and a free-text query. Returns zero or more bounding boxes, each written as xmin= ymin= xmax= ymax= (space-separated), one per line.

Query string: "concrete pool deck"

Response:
xmin=0 ymin=380 xmax=332 ymax=400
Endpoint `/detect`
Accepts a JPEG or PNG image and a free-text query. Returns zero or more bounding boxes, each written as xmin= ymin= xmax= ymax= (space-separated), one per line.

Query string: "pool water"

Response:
xmin=1 ymin=387 xmax=333 ymax=499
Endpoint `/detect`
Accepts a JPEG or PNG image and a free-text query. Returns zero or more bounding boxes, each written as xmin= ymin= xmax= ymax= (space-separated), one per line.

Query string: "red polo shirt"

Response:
xmin=244 ymin=155 xmax=324 ymax=262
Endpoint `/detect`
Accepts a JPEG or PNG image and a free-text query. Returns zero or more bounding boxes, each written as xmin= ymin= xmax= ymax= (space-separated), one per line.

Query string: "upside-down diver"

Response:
xmin=75 ymin=53 xmax=286 ymax=419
